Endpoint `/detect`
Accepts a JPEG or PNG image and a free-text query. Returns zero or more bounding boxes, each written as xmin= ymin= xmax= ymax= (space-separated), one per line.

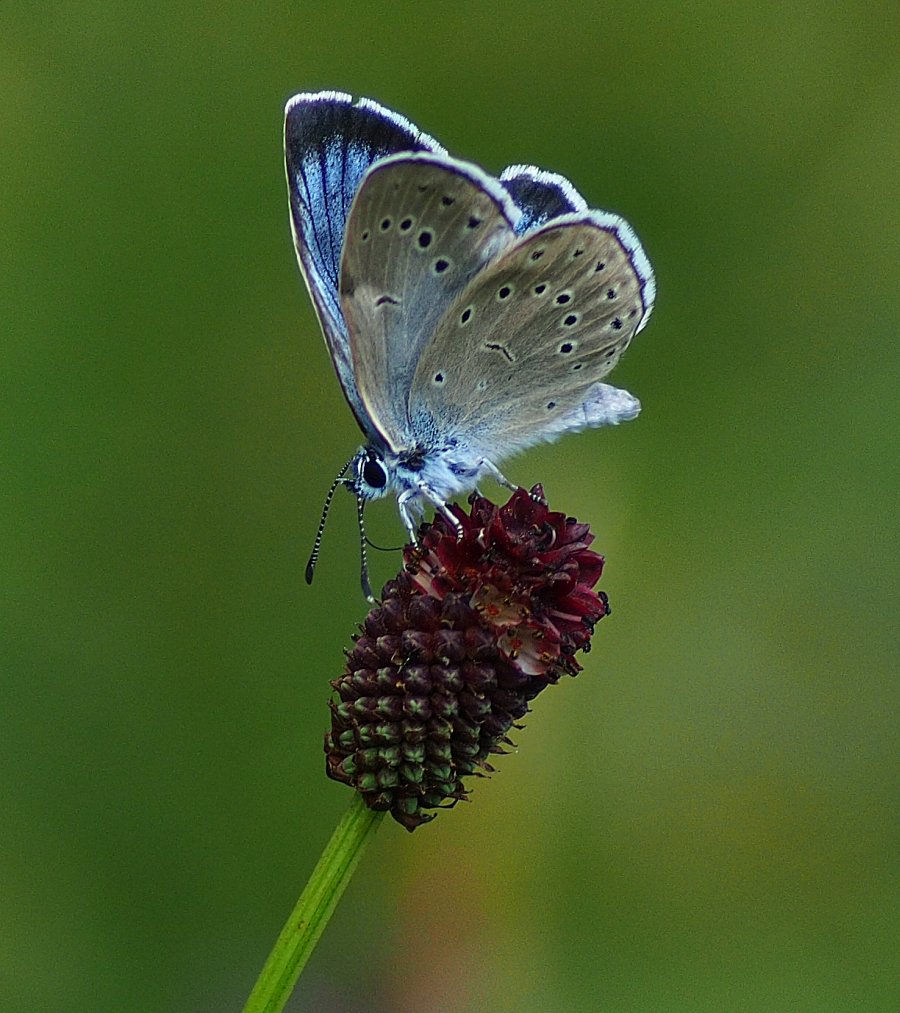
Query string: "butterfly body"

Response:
xmin=285 ymin=91 xmax=655 ymax=559
xmin=346 ymin=440 xmax=497 ymax=536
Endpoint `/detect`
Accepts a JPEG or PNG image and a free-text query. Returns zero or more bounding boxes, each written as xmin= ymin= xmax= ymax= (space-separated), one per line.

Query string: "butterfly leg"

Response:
xmin=478 ymin=458 xmax=545 ymax=504
xmin=415 ymin=481 xmax=465 ymax=540
xmin=477 ymin=458 xmax=517 ymax=492
xmin=397 ymin=490 xmax=422 ymax=545
xmin=398 ymin=486 xmax=463 ymax=542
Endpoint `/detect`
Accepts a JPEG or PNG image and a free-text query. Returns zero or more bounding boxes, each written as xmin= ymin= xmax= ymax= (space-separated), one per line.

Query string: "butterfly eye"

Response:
xmin=433 ymin=258 xmax=451 ymax=275
xmin=496 ymin=284 xmax=513 ymax=301
xmin=362 ymin=456 xmax=387 ymax=489
xmin=379 ymin=217 xmax=392 ymax=231
xmin=530 ymin=248 xmax=545 ymax=261
xmin=611 ymin=317 xmax=623 ymax=330
xmin=417 ymin=230 xmax=433 ymax=248
xmin=399 ymin=217 xmax=414 ymax=232
xmin=555 ymin=291 xmax=572 ymax=305
xmin=561 ymin=313 xmax=579 ymax=328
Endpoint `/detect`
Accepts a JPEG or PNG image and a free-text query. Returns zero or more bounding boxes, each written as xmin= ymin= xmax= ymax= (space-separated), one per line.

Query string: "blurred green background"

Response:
xmin=2 ymin=3 xmax=897 ymax=1010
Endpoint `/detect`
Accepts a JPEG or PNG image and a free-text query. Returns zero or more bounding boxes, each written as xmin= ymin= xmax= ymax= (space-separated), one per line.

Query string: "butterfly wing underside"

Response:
xmin=284 ymin=91 xmax=444 ymax=439
xmin=339 ymin=154 xmax=520 ymax=449
xmin=409 ymin=215 xmax=653 ymax=460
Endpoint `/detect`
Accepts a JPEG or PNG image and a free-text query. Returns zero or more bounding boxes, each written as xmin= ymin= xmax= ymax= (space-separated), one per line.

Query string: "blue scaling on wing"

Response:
xmin=499 ymin=164 xmax=588 ymax=234
xmin=284 ymin=91 xmax=445 ymax=438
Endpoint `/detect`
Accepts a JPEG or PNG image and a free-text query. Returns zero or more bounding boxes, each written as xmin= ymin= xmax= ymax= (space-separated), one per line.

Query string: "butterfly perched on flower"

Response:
xmin=284 ymin=91 xmax=654 ymax=595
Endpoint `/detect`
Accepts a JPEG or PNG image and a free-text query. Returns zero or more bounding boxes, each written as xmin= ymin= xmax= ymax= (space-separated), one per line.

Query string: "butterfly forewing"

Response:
xmin=409 ymin=214 xmax=649 ymax=458
xmin=284 ymin=92 xmax=444 ymax=440
xmin=339 ymin=153 xmax=520 ymax=449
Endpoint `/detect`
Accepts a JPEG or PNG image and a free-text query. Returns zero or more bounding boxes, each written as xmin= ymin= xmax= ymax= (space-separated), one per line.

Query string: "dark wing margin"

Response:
xmin=284 ymin=91 xmax=445 ymax=437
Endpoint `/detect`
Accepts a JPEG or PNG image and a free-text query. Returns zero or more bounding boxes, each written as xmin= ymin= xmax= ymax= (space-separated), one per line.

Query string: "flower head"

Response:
xmin=325 ymin=486 xmax=610 ymax=830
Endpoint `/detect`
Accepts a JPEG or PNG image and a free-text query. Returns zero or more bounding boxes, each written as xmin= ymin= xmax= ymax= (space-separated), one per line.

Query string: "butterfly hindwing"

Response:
xmin=499 ymin=164 xmax=587 ymax=233
xmin=339 ymin=153 xmax=521 ymax=449
xmin=409 ymin=213 xmax=653 ymax=458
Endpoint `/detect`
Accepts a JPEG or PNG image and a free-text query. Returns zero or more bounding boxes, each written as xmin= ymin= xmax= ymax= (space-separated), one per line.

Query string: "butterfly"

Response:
xmin=284 ymin=91 xmax=655 ymax=597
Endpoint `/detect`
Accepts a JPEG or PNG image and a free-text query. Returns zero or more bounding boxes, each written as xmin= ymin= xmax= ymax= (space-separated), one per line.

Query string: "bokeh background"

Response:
xmin=2 ymin=3 xmax=897 ymax=1010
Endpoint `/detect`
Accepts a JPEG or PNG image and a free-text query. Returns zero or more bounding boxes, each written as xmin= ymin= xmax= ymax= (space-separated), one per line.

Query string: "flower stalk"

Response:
xmin=242 ymin=795 xmax=384 ymax=1013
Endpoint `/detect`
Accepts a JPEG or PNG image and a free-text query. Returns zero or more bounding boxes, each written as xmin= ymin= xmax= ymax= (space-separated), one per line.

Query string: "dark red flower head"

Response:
xmin=325 ymin=486 xmax=610 ymax=830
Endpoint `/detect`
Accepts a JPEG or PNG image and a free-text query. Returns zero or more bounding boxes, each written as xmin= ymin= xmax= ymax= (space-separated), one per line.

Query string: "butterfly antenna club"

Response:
xmin=355 ymin=494 xmax=375 ymax=602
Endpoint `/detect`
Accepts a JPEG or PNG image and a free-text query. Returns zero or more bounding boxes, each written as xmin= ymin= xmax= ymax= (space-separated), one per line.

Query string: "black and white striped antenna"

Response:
xmin=355 ymin=492 xmax=374 ymax=602
xmin=305 ymin=455 xmax=354 ymax=586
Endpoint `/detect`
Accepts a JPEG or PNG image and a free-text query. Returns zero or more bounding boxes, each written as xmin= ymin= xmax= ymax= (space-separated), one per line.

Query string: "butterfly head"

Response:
xmin=350 ymin=446 xmax=392 ymax=502
xmin=304 ymin=445 xmax=393 ymax=601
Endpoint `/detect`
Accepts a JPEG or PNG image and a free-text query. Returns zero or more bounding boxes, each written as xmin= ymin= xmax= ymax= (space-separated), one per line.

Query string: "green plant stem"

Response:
xmin=242 ymin=795 xmax=385 ymax=1013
